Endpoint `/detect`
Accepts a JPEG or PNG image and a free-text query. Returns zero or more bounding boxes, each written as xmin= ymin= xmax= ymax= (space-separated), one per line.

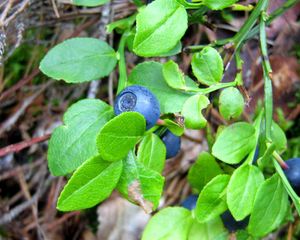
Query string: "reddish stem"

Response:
xmin=0 ymin=134 xmax=51 ymax=157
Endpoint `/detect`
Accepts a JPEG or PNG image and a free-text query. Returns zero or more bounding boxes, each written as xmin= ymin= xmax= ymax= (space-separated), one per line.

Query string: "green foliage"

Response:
xmin=48 ymin=99 xmax=114 ymax=176
xmin=162 ymin=60 xmax=186 ymax=90
xmin=162 ymin=119 xmax=185 ymax=136
xmin=117 ymin=151 xmax=164 ymax=213
xmin=212 ymin=122 xmax=256 ymax=164
xmin=248 ymin=174 xmax=289 ymax=237
xmin=133 ymin=0 xmax=187 ymax=56
xmin=203 ymin=0 xmax=238 ymax=10
xmin=57 ymin=156 xmax=123 ymax=211
xmin=189 ymin=217 xmax=228 ymax=240
xmin=162 ymin=60 xmax=198 ymax=91
xmin=142 ymin=207 xmax=193 ymax=240
xmin=182 ymin=94 xmax=210 ymax=129
xmin=227 ymin=165 xmax=264 ymax=220
xmin=97 ymin=112 xmax=146 ymax=161
xmin=188 ymin=152 xmax=223 ymax=192
xmin=219 ymin=87 xmax=244 ymax=120
xmin=128 ymin=61 xmax=193 ymax=113
xmin=137 ymin=134 xmax=166 ymax=173
xmin=191 ymin=47 xmax=224 ymax=86
xmin=195 ymin=175 xmax=230 ymax=222
xmin=40 ymin=38 xmax=117 ymax=83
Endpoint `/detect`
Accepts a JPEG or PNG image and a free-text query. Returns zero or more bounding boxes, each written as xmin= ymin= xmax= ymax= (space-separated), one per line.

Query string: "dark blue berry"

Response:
xmin=283 ymin=158 xmax=300 ymax=195
xmin=181 ymin=194 xmax=198 ymax=210
xmin=221 ymin=210 xmax=249 ymax=232
xmin=114 ymin=85 xmax=160 ymax=130
xmin=161 ymin=130 xmax=181 ymax=158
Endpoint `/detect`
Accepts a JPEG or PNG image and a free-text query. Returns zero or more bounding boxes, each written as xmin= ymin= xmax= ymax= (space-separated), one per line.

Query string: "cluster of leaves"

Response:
xmin=39 ymin=0 xmax=300 ymax=238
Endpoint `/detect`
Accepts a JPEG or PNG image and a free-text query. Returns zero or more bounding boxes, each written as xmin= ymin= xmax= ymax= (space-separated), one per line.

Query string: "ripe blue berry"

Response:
xmin=161 ymin=130 xmax=181 ymax=158
xmin=283 ymin=158 xmax=300 ymax=195
xmin=114 ymin=85 xmax=160 ymax=130
xmin=181 ymin=194 xmax=198 ymax=210
xmin=221 ymin=210 xmax=249 ymax=232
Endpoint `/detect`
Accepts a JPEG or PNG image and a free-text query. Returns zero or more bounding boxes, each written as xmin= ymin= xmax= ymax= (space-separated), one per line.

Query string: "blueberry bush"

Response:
xmin=39 ymin=0 xmax=300 ymax=238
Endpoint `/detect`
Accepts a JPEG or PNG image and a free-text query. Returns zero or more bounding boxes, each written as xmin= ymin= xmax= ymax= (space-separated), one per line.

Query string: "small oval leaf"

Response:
xmin=195 ymin=174 xmax=230 ymax=223
xmin=188 ymin=152 xmax=223 ymax=192
xmin=48 ymin=99 xmax=114 ymax=176
xmin=219 ymin=87 xmax=244 ymax=120
xmin=57 ymin=156 xmax=123 ymax=211
xmin=191 ymin=47 xmax=223 ymax=86
xmin=133 ymin=0 xmax=187 ymax=57
xmin=40 ymin=38 xmax=117 ymax=83
xmin=227 ymin=165 xmax=264 ymax=220
xmin=97 ymin=112 xmax=146 ymax=161
xmin=142 ymin=207 xmax=193 ymax=240
xmin=248 ymin=174 xmax=289 ymax=237
xmin=212 ymin=122 xmax=256 ymax=164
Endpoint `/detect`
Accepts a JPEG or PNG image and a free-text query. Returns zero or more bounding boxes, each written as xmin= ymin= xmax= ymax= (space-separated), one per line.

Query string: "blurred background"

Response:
xmin=0 ymin=0 xmax=300 ymax=239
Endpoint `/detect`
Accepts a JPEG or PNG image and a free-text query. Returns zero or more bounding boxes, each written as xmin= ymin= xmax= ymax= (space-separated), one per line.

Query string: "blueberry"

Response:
xmin=221 ymin=210 xmax=249 ymax=232
xmin=114 ymin=85 xmax=160 ymax=130
xmin=161 ymin=130 xmax=181 ymax=158
xmin=181 ymin=194 xmax=198 ymax=210
xmin=283 ymin=158 xmax=300 ymax=195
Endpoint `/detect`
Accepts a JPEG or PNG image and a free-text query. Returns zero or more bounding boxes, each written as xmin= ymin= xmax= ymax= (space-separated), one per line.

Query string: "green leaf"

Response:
xmin=133 ymin=0 xmax=187 ymax=57
xmin=212 ymin=122 xmax=256 ymax=164
xmin=137 ymin=134 xmax=166 ymax=173
xmin=162 ymin=60 xmax=186 ymax=90
xmin=97 ymin=112 xmax=146 ymax=161
xmin=158 ymin=41 xmax=182 ymax=57
xmin=182 ymin=94 xmax=210 ymax=129
xmin=195 ymin=175 xmax=230 ymax=222
xmin=117 ymin=151 xmax=164 ymax=213
xmin=203 ymin=0 xmax=238 ymax=10
xmin=72 ymin=0 xmax=109 ymax=6
xmin=189 ymin=217 xmax=228 ymax=240
xmin=227 ymin=165 xmax=264 ymax=220
xmin=142 ymin=207 xmax=193 ymax=240
xmin=48 ymin=99 xmax=114 ymax=176
xmin=219 ymin=87 xmax=244 ymax=120
xmin=57 ymin=155 xmax=123 ymax=211
xmin=187 ymin=152 xmax=223 ymax=192
xmin=40 ymin=38 xmax=117 ymax=83
xmin=128 ymin=61 xmax=193 ymax=113
xmin=191 ymin=47 xmax=223 ymax=86
xmin=236 ymin=230 xmax=257 ymax=240
xmin=163 ymin=119 xmax=184 ymax=136
xmin=271 ymin=122 xmax=287 ymax=152
xmin=248 ymin=174 xmax=289 ymax=237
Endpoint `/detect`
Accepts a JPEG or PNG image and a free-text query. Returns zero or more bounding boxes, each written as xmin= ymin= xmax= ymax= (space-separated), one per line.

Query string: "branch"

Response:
xmin=0 ymin=134 xmax=51 ymax=157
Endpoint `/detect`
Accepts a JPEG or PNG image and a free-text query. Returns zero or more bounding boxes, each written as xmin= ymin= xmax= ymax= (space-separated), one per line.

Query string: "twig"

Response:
xmin=4 ymin=0 xmax=31 ymax=27
xmin=0 ymin=157 xmax=44 ymax=181
xmin=17 ymin=168 xmax=46 ymax=239
xmin=0 ymin=0 xmax=13 ymax=26
xmin=0 ymin=192 xmax=39 ymax=225
xmin=51 ymin=0 xmax=60 ymax=18
xmin=46 ymin=212 xmax=81 ymax=230
xmin=0 ymin=68 xmax=40 ymax=100
xmin=0 ymin=81 xmax=51 ymax=135
xmin=0 ymin=174 xmax=52 ymax=225
xmin=0 ymin=134 xmax=51 ymax=157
